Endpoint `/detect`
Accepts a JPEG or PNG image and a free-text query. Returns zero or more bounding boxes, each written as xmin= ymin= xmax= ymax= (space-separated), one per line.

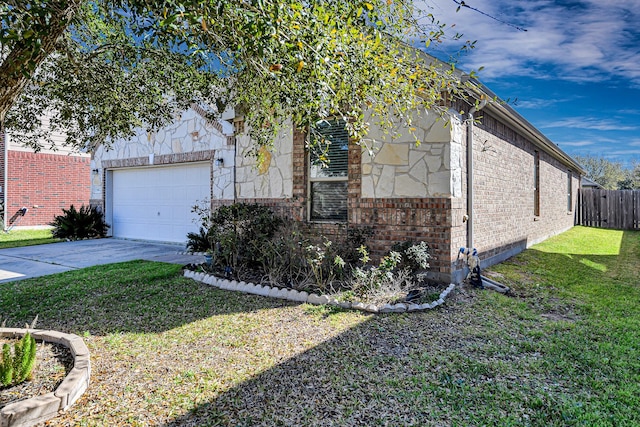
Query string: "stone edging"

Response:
xmin=0 ymin=329 xmax=91 ymax=427
xmin=184 ymin=270 xmax=455 ymax=313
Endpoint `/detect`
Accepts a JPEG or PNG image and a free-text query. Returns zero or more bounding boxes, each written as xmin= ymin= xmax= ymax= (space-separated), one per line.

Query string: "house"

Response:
xmin=91 ymin=87 xmax=584 ymax=284
xmin=0 ymin=117 xmax=91 ymax=230
xmin=90 ymin=106 xmax=235 ymax=243
xmin=581 ymin=176 xmax=603 ymax=189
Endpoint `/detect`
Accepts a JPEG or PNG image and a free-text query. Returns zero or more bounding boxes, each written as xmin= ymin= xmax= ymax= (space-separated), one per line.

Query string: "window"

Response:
xmin=309 ymin=120 xmax=349 ymax=221
xmin=534 ymin=151 xmax=540 ymax=216
xmin=567 ymin=170 xmax=573 ymax=212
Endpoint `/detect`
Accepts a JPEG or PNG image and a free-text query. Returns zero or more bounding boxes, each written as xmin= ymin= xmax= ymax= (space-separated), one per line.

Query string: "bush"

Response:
xmin=184 ymin=202 xmax=433 ymax=303
xmin=257 ymin=219 xmax=313 ymax=289
xmin=207 ymin=203 xmax=283 ymax=272
xmin=186 ymin=227 xmax=212 ymax=253
xmin=347 ymin=242 xmax=433 ymax=303
xmin=1 ymin=332 xmax=37 ymax=388
xmin=49 ymin=205 xmax=109 ymax=240
xmin=391 ymin=240 xmax=431 ymax=273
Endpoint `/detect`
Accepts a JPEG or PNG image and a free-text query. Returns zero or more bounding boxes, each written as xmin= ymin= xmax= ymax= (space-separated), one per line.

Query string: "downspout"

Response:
xmin=466 ymin=99 xmax=487 ymax=250
xmin=233 ymin=134 xmax=237 ymax=202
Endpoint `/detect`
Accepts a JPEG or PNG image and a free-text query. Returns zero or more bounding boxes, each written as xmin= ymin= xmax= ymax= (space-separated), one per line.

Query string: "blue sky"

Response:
xmin=424 ymin=0 xmax=640 ymax=165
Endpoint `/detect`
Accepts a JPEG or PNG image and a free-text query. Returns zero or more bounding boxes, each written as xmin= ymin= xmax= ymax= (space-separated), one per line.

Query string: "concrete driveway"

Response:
xmin=0 ymin=238 xmax=202 ymax=283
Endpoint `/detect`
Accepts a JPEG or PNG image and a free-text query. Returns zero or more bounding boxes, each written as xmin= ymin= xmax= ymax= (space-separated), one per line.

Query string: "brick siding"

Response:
xmin=453 ymin=110 xmax=580 ymax=274
xmin=236 ymin=115 xmax=580 ymax=283
xmin=5 ymin=151 xmax=90 ymax=227
xmin=0 ymin=132 xmax=5 ymax=202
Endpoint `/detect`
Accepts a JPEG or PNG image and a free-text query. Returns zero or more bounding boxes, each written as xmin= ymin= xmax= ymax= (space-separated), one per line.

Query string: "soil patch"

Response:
xmin=0 ymin=339 xmax=74 ymax=409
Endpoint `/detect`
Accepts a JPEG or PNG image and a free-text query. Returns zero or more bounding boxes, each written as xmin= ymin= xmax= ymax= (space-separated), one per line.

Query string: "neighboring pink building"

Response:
xmin=1 ymin=121 xmax=91 ymax=229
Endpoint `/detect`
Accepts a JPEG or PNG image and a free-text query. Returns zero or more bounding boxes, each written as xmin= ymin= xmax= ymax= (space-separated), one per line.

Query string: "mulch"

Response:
xmin=0 ymin=339 xmax=74 ymax=409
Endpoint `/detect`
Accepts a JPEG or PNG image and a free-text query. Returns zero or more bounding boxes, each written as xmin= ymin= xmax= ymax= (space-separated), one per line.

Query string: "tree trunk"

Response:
xmin=0 ymin=1 xmax=81 ymax=124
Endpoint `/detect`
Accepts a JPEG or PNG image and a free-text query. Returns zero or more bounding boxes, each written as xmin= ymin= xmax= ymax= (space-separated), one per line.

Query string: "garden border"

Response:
xmin=0 ymin=329 xmax=90 ymax=427
xmin=183 ymin=269 xmax=455 ymax=313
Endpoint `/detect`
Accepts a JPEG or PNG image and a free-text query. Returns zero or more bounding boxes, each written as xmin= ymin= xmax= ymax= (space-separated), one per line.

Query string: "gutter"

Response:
xmin=464 ymin=78 xmax=585 ymax=176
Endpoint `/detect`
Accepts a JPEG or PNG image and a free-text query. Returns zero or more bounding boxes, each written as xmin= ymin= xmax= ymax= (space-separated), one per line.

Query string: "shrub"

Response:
xmin=391 ymin=240 xmax=432 ymax=273
xmin=348 ymin=242 xmax=432 ymax=303
xmin=305 ymin=239 xmax=346 ymax=291
xmin=186 ymin=226 xmax=212 ymax=253
xmin=207 ymin=203 xmax=283 ymax=272
xmin=336 ymin=226 xmax=374 ymax=265
xmin=257 ymin=219 xmax=313 ymax=289
xmin=49 ymin=205 xmax=109 ymax=240
xmin=1 ymin=332 xmax=37 ymax=388
xmin=351 ymin=246 xmax=402 ymax=296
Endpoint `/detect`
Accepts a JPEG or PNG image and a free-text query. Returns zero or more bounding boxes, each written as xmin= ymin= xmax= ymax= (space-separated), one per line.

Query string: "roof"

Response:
xmin=416 ymin=50 xmax=585 ymax=175
xmin=467 ymin=79 xmax=586 ymax=175
xmin=581 ymin=176 xmax=603 ymax=189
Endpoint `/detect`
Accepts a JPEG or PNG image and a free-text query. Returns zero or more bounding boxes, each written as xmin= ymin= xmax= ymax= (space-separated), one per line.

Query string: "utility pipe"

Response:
xmin=466 ymin=99 xmax=487 ymax=250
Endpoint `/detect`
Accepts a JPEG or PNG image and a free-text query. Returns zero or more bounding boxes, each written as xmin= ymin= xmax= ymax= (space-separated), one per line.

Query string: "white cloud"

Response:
xmin=618 ymin=109 xmax=640 ymax=116
xmin=559 ymin=141 xmax=596 ymax=147
xmin=605 ymin=150 xmax=640 ymax=156
xmin=424 ymin=0 xmax=640 ymax=84
xmin=542 ymin=117 xmax=638 ymax=131
xmin=513 ymin=95 xmax=583 ymax=110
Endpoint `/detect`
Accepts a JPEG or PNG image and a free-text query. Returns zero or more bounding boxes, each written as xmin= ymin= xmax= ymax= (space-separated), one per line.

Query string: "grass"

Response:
xmin=0 ymin=225 xmax=639 ymax=426
xmin=0 ymin=228 xmax=60 ymax=249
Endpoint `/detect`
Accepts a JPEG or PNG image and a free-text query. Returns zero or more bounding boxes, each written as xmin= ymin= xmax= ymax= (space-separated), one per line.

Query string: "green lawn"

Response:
xmin=0 ymin=228 xmax=60 ymax=249
xmin=0 ymin=226 xmax=638 ymax=426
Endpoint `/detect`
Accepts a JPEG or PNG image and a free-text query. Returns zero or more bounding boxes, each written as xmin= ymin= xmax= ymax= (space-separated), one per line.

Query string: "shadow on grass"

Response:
xmin=158 ymin=229 xmax=640 ymax=426
xmin=0 ymin=260 xmax=297 ymax=335
xmin=2 ymin=228 xmax=639 ymax=425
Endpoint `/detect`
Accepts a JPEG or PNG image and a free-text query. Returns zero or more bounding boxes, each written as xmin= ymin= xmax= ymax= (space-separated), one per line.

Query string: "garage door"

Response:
xmin=111 ymin=163 xmax=210 ymax=243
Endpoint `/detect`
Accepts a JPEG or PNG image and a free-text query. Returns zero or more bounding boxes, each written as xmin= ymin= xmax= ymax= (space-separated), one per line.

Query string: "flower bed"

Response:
xmin=0 ymin=329 xmax=90 ymax=427
xmin=184 ymin=269 xmax=455 ymax=313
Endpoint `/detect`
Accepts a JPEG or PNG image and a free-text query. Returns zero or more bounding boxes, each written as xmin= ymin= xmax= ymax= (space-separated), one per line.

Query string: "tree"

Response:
xmin=575 ymin=155 xmax=636 ymax=190
xmin=1 ymin=0 xmax=475 ymax=152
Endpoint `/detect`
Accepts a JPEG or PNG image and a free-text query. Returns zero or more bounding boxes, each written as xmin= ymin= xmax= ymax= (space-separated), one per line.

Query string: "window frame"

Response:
xmin=534 ymin=150 xmax=540 ymax=217
xmin=307 ymin=119 xmax=349 ymax=222
xmin=567 ymin=170 xmax=573 ymax=212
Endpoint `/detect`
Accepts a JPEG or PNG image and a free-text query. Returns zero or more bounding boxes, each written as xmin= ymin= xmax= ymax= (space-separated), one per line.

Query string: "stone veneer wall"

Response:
xmin=449 ymin=108 xmax=581 ymax=281
xmin=360 ymin=111 xmax=462 ymax=199
xmin=234 ymin=122 xmax=294 ymax=200
xmin=90 ymin=108 xmax=232 ymax=211
xmin=226 ymin=116 xmax=460 ymax=281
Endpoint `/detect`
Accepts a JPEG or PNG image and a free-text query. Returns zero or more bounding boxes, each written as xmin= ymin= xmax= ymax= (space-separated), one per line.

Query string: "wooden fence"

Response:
xmin=578 ymin=188 xmax=640 ymax=230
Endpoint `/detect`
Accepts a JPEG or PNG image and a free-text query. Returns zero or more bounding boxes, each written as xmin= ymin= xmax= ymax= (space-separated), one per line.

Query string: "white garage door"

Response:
xmin=111 ymin=163 xmax=210 ymax=243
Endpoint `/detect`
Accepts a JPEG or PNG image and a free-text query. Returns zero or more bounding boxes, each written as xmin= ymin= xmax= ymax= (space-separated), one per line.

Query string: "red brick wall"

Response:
xmin=6 ymin=151 xmax=90 ymax=227
xmin=0 ymin=132 xmax=5 ymax=203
